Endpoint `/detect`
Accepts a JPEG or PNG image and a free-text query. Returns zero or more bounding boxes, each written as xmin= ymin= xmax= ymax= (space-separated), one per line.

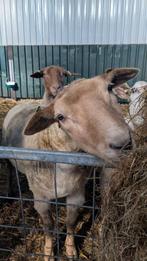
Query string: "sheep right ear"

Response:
xmin=30 ymin=70 xmax=44 ymax=78
xmin=105 ymin=68 xmax=139 ymax=86
xmin=24 ymin=103 xmax=56 ymax=135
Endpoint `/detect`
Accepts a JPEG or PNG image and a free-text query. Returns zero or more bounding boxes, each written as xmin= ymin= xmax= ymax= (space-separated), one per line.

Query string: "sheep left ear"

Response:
xmin=30 ymin=70 xmax=44 ymax=78
xmin=24 ymin=103 xmax=56 ymax=135
xmin=106 ymin=68 xmax=139 ymax=86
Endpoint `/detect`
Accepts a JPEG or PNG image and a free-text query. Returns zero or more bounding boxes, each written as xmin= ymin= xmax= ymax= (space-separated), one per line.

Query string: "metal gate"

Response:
xmin=0 ymin=146 xmax=104 ymax=260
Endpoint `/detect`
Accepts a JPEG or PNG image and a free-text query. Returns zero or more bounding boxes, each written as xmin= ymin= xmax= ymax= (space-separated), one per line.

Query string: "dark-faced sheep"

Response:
xmin=31 ymin=65 xmax=80 ymax=105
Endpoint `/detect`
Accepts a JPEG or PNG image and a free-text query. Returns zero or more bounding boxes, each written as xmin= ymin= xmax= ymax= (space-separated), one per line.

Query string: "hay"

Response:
xmin=82 ymin=147 xmax=147 ymax=261
xmin=0 ymin=98 xmax=41 ymax=124
xmin=0 ymin=98 xmax=17 ymax=130
xmin=0 ymin=200 xmax=92 ymax=260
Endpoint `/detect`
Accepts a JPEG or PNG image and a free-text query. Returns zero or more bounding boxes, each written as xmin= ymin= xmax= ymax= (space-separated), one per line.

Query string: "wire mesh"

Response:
xmin=0 ymin=146 xmax=103 ymax=260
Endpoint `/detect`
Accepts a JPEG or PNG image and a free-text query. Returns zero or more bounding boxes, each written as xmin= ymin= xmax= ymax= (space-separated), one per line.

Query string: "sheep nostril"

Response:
xmin=110 ymin=139 xmax=132 ymax=151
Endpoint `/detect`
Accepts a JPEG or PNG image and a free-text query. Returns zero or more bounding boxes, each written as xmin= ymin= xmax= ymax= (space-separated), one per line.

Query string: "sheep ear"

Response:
xmin=30 ymin=70 xmax=44 ymax=78
xmin=24 ymin=103 xmax=56 ymax=135
xmin=106 ymin=68 xmax=139 ymax=86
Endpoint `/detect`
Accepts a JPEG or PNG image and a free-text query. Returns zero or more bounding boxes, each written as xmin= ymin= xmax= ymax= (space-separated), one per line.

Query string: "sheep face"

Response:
xmin=30 ymin=66 xmax=79 ymax=100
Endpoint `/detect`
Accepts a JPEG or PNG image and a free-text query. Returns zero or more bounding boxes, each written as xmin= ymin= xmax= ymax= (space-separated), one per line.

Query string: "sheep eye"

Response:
xmin=56 ymin=114 xmax=65 ymax=121
xmin=108 ymin=84 xmax=113 ymax=92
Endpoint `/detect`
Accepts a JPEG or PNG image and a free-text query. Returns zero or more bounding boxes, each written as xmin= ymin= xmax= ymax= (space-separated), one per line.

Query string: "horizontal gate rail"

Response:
xmin=0 ymin=146 xmax=105 ymax=166
xmin=0 ymin=145 xmax=108 ymax=260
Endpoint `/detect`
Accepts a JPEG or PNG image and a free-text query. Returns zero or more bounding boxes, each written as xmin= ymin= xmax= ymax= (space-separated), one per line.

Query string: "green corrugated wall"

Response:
xmin=0 ymin=45 xmax=147 ymax=99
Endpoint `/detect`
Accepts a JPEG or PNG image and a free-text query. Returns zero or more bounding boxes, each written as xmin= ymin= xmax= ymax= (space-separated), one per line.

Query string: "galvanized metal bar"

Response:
xmin=0 ymin=146 xmax=104 ymax=166
xmin=0 ymin=194 xmax=100 ymax=210
xmin=54 ymin=163 xmax=60 ymax=257
xmin=13 ymin=159 xmax=27 ymax=255
xmin=0 ymin=224 xmax=86 ymax=239
xmin=92 ymin=167 xmax=96 ymax=260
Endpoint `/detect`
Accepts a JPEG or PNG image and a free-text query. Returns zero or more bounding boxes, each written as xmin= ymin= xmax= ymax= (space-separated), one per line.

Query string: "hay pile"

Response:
xmin=0 ymin=199 xmax=92 ymax=260
xmin=82 ymin=147 xmax=147 ymax=261
xmin=0 ymin=98 xmax=17 ymax=130
xmin=0 ymin=98 xmax=40 ymax=130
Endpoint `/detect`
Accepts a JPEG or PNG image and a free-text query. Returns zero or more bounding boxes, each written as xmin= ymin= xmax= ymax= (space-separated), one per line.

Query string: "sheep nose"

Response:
xmin=110 ymin=138 xmax=133 ymax=151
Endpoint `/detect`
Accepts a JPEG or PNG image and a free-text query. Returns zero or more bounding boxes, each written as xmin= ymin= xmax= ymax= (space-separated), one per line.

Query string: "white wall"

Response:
xmin=0 ymin=0 xmax=147 ymax=45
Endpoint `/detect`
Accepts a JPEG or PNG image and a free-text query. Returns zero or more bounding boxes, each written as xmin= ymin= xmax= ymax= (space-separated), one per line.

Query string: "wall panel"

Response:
xmin=0 ymin=44 xmax=146 ymax=98
xmin=0 ymin=0 xmax=147 ymax=45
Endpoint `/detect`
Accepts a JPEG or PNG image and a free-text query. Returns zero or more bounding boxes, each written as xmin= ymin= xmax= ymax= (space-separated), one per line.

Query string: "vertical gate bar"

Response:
xmin=54 ymin=163 xmax=60 ymax=259
xmin=92 ymin=167 xmax=96 ymax=259
xmin=14 ymin=159 xmax=27 ymax=255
